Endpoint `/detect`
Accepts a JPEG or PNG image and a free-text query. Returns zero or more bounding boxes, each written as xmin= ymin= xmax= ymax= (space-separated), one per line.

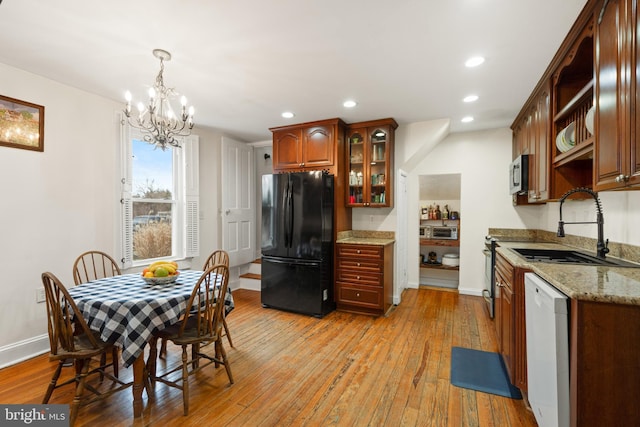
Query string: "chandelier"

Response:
xmin=124 ymin=49 xmax=195 ymax=150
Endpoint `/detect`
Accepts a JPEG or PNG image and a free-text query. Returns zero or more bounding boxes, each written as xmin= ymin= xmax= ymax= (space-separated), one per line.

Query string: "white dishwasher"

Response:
xmin=524 ymin=273 xmax=569 ymax=427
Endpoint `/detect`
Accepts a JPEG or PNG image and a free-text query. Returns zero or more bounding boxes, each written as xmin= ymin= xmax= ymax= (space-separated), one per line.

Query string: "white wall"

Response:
xmin=353 ymin=125 xmax=541 ymax=296
xmin=0 ymin=62 xmax=226 ymax=367
xmin=354 ymin=122 xmax=640 ymax=297
xmin=0 ymin=63 xmax=123 ymax=365
xmin=408 ymin=128 xmax=541 ymax=295
xmin=538 ymin=192 xmax=640 ymax=245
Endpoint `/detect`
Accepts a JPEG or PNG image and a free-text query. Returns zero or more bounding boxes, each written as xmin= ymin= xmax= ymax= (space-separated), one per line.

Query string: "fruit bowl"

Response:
xmin=142 ymin=272 xmax=180 ymax=285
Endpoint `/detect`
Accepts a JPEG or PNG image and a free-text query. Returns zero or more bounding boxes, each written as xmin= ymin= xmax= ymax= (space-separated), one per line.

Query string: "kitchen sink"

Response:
xmin=510 ymin=248 xmax=640 ymax=268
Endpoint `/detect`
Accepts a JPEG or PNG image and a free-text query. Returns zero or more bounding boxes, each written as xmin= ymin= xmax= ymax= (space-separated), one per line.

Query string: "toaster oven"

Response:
xmin=420 ymin=225 xmax=458 ymax=240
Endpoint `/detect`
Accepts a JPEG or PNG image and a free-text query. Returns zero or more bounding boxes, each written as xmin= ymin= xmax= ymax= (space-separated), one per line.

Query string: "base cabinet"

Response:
xmin=335 ymin=243 xmax=393 ymax=316
xmin=494 ymin=252 xmax=528 ymax=392
xmin=570 ymin=299 xmax=640 ymax=426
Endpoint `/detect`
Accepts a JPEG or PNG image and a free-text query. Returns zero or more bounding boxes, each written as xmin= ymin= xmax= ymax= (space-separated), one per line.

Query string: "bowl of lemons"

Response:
xmin=142 ymin=261 xmax=180 ymax=285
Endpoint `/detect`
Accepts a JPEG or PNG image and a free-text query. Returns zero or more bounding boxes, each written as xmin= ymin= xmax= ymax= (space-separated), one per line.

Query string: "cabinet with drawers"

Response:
xmin=335 ymin=243 xmax=393 ymax=316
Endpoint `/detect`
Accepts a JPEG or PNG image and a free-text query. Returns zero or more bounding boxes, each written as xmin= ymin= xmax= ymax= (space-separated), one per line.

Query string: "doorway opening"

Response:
xmin=418 ymin=173 xmax=461 ymax=290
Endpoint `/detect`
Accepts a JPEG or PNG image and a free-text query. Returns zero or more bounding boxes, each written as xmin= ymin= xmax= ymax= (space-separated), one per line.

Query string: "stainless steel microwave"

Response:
xmin=509 ymin=154 xmax=529 ymax=195
xmin=420 ymin=225 xmax=458 ymax=240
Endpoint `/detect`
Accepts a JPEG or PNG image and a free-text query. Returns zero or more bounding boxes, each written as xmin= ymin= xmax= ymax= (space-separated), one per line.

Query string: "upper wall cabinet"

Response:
xmin=513 ymin=0 xmax=640 ymax=199
xmin=512 ymin=82 xmax=551 ymax=205
xmin=550 ymin=17 xmax=595 ymax=198
xmin=594 ymin=0 xmax=640 ymax=190
xmin=270 ymin=118 xmax=346 ymax=175
xmin=346 ymin=118 xmax=398 ymax=208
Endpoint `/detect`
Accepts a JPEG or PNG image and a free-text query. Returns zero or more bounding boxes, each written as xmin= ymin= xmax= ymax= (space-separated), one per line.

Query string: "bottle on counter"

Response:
xmin=435 ymin=205 xmax=441 ymax=220
xmin=443 ymin=205 xmax=449 ymax=220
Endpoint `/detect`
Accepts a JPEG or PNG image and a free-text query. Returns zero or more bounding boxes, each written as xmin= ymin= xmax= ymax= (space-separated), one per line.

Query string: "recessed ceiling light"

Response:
xmin=463 ymin=95 xmax=479 ymax=103
xmin=461 ymin=116 xmax=474 ymax=123
xmin=281 ymin=111 xmax=295 ymax=119
xmin=343 ymin=100 xmax=357 ymax=108
xmin=465 ymin=56 xmax=485 ymax=67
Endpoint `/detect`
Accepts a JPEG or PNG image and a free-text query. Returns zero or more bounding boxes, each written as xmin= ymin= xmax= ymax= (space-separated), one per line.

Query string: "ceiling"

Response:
xmin=0 ymin=0 xmax=587 ymax=143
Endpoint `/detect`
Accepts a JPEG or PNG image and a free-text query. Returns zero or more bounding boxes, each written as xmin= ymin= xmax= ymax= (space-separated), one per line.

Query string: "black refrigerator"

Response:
xmin=261 ymin=171 xmax=335 ymax=317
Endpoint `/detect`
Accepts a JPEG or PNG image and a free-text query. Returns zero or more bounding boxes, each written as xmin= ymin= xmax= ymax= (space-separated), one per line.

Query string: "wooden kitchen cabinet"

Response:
xmin=270 ymin=118 xmax=346 ymax=175
xmin=569 ymin=298 xmax=640 ymax=426
xmin=335 ymin=243 xmax=393 ymax=316
xmin=512 ymin=82 xmax=551 ymax=205
xmin=270 ymin=117 xmax=352 ymax=237
xmin=346 ymin=118 xmax=397 ymax=208
xmin=494 ymin=253 xmax=515 ymax=381
xmin=494 ymin=252 xmax=528 ymax=392
xmin=513 ymin=0 xmax=640 ymax=195
xmin=529 ymin=84 xmax=551 ymax=203
xmin=550 ymin=17 xmax=595 ymax=198
xmin=594 ymin=0 xmax=640 ymax=190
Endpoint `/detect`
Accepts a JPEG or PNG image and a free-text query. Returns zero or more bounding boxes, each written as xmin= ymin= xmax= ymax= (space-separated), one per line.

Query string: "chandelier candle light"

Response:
xmin=124 ymin=49 xmax=194 ymax=150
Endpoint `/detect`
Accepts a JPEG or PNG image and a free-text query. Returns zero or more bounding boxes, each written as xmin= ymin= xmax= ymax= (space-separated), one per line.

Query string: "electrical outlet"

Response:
xmin=36 ymin=288 xmax=46 ymax=303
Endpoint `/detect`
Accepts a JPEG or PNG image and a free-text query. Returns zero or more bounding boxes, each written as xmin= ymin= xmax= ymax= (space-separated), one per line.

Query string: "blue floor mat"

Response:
xmin=450 ymin=347 xmax=522 ymax=399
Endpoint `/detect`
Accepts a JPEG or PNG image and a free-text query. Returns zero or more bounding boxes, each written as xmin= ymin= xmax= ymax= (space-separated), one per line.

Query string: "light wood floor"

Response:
xmin=0 ymin=288 xmax=537 ymax=426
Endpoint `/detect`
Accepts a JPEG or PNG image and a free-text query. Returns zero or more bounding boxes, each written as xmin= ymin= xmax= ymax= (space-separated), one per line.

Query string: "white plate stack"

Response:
xmin=556 ymin=122 xmax=576 ymax=153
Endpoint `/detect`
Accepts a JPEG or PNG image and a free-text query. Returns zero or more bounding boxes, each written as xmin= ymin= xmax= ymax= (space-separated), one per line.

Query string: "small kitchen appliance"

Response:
xmin=509 ymin=154 xmax=529 ymax=195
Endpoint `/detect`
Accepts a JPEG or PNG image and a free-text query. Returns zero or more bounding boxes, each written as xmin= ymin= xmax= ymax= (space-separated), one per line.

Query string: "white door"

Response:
xmin=395 ymin=169 xmax=408 ymax=304
xmin=221 ymin=136 xmax=254 ymax=267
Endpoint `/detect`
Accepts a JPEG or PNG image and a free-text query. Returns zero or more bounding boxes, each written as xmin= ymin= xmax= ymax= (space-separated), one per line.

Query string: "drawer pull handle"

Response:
xmin=356 ymin=276 xmax=361 ymax=280
xmin=356 ymin=293 xmax=360 ymax=297
xmin=357 ymin=262 xmax=361 ymax=266
xmin=357 ymin=250 xmax=361 ymax=254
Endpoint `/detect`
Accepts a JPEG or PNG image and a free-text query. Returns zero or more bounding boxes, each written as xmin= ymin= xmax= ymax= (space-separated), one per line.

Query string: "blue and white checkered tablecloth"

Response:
xmin=67 ymin=270 xmax=234 ymax=368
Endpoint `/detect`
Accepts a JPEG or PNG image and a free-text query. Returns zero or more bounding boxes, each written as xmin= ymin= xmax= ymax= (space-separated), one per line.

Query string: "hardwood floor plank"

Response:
xmin=0 ymin=288 xmax=537 ymax=427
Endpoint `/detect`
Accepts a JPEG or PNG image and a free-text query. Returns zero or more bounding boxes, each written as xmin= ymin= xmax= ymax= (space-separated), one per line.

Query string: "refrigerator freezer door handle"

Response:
xmin=283 ymin=180 xmax=290 ymax=247
xmin=287 ymin=182 xmax=294 ymax=248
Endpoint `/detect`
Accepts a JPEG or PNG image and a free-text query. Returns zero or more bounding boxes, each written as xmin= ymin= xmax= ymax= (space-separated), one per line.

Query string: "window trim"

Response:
xmin=120 ymin=120 xmax=199 ymax=268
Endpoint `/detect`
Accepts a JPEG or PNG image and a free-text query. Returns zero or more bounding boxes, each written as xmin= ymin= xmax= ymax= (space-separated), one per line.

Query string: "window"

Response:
xmin=120 ymin=123 xmax=199 ymax=268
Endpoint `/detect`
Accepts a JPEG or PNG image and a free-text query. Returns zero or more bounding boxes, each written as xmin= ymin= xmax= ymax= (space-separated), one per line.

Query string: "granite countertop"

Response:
xmin=336 ymin=230 xmax=395 ymax=246
xmin=495 ymin=241 xmax=640 ymax=306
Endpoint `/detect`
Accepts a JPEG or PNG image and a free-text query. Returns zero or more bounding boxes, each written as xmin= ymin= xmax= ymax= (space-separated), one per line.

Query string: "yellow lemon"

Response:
xmin=143 ymin=271 xmax=154 ymax=278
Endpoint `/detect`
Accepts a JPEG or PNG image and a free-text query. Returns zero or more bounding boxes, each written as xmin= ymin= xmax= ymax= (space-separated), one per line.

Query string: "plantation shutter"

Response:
xmin=120 ymin=116 xmax=134 ymax=268
xmin=184 ymin=135 xmax=200 ymax=258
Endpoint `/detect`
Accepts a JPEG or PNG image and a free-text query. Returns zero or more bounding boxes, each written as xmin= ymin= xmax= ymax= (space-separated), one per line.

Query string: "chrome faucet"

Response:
xmin=557 ymin=187 xmax=609 ymax=258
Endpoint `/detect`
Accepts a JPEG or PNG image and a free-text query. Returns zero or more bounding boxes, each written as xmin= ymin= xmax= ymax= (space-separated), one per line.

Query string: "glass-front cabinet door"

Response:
xmin=347 ymin=130 xmax=365 ymax=204
xmin=368 ymin=127 xmax=388 ymax=206
xmin=346 ymin=118 xmax=397 ymax=207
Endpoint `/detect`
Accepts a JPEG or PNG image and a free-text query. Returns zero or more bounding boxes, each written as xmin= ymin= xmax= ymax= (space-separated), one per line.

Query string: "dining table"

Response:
xmin=67 ymin=269 xmax=234 ymax=418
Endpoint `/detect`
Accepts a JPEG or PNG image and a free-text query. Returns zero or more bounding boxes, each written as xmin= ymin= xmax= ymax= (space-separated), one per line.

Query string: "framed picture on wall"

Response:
xmin=0 ymin=94 xmax=44 ymax=152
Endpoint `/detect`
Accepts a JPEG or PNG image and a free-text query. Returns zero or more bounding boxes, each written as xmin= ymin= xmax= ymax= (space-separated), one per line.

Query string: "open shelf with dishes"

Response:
xmin=550 ymin=21 xmax=594 ymax=198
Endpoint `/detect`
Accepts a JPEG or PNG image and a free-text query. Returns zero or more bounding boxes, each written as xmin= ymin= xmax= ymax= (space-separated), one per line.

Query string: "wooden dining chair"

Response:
xmin=203 ymin=250 xmax=233 ymax=347
xmin=72 ymin=250 xmax=121 ymax=378
xmin=41 ymin=272 xmax=132 ymax=426
xmin=147 ymin=264 xmax=234 ymax=416
xmin=202 ymin=249 xmax=230 ymax=270
xmin=160 ymin=249 xmax=233 ymax=357
xmin=72 ymin=250 xmax=121 ymax=285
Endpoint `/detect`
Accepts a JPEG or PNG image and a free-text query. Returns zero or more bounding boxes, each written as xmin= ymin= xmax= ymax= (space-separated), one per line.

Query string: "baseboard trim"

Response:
xmin=457 ymin=287 xmax=483 ymax=297
xmin=0 ymin=334 xmax=49 ymax=369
